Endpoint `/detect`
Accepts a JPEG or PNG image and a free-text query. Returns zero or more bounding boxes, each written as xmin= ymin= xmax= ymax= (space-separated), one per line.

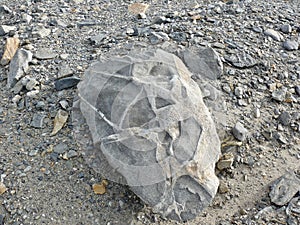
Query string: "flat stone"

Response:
xmin=35 ymin=48 xmax=56 ymax=59
xmin=149 ymin=32 xmax=170 ymax=44
xmin=270 ymin=171 xmax=300 ymax=206
xmin=30 ymin=113 xmax=46 ymax=128
xmin=264 ymin=28 xmax=282 ymax=41
xmin=58 ymin=63 xmax=73 ymax=78
xmin=7 ymin=49 xmax=33 ymax=88
xmin=0 ymin=37 xmax=20 ymax=66
xmin=53 ymin=143 xmax=68 ymax=154
xmin=54 ymin=76 xmax=80 ymax=91
xmin=232 ymin=122 xmax=248 ymax=141
xmin=0 ymin=25 xmax=16 ymax=36
xmin=283 ymin=40 xmax=299 ymax=51
xmin=67 ymin=150 xmax=78 ymax=158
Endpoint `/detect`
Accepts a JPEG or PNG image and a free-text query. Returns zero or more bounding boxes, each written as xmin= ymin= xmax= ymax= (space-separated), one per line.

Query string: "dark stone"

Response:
xmin=179 ymin=48 xmax=223 ymax=80
xmin=278 ymin=111 xmax=291 ymax=126
xmin=53 ymin=143 xmax=68 ymax=154
xmin=54 ymin=76 xmax=81 ymax=91
xmin=295 ymin=86 xmax=300 ymax=96
xmin=0 ymin=214 xmax=4 ymax=225
xmin=169 ymin=32 xmax=187 ymax=42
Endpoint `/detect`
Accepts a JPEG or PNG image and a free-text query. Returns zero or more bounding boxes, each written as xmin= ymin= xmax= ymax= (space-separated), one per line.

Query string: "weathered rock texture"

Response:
xmin=72 ymin=49 xmax=221 ymax=221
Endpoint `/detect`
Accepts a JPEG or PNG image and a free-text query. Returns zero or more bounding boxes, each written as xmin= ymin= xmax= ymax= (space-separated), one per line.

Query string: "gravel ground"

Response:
xmin=0 ymin=0 xmax=300 ymax=224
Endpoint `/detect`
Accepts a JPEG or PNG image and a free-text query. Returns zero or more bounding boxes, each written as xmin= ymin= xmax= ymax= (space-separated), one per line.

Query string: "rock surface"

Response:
xmin=73 ymin=49 xmax=221 ymax=221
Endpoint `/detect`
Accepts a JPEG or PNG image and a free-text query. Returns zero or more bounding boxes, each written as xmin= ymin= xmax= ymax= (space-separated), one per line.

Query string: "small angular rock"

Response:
xmin=0 ymin=5 xmax=12 ymax=14
xmin=58 ymin=63 xmax=73 ymax=78
xmin=0 ymin=182 xmax=6 ymax=195
xmin=0 ymin=25 xmax=16 ymax=36
xmin=232 ymin=122 xmax=248 ymax=141
xmin=7 ymin=49 xmax=33 ymax=88
xmin=30 ymin=113 xmax=46 ymax=128
xmin=272 ymin=87 xmax=287 ymax=102
xmin=50 ymin=109 xmax=68 ymax=136
xmin=278 ymin=111 xmax=291 ymax=126
xmin=281 ymin=24 xmax=292 ymax=34
xmin=0 ymin=37 xmax=20 ymax=66
xmin=53 ymin=143 xmax=68 ymax=154
xmin=149 ymin=32 xmax=169 ymax=44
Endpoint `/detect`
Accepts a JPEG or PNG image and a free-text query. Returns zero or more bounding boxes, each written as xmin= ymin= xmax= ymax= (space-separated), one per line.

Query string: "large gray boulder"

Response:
xmin=72 ymin=49 xmax=221 ymax=221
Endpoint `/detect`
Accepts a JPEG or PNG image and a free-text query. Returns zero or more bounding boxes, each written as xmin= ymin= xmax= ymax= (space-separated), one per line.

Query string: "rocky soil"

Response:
xmin=0 ymin=0 xmax=300 ymax=224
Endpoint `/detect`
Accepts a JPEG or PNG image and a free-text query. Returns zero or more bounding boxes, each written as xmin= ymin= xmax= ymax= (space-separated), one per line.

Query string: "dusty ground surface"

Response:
xmin=0 ymin=0 xmax=300 ymax=224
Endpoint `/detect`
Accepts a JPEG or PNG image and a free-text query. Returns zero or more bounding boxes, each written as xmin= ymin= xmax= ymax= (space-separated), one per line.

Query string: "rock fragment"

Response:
xmin=92 ymin=180 xmax=108 ymax=195
xmin=54 ymin=76 xmax=80 ymax=91
xmin=149 ymin=32 xmax=169 ymax=44
xmin=282 ymin=40 xmax=299 ymax=51
xmin=50 ymin=109 xmax=68 ymax=136
xmin=35 ymin=48 xmax=56 ymax=60
xmin=35 ymin=27 xmax=51 ymax=38
xmin=264 ymin=28 xmax=283 ymax=41
xmin=89 ymin=33 xmax=106 ymax=45
xmin=269 ymin=171 xmax=300 ymax=206
xmin=7 ymin=49 xmax=32 ymax=88
xmin=232 ymin=122 xmax=248 ymax=141
xmin=0 ymin=25 xmax=16 ymax=36
xmin=272 ymin=87 xmax=287 ymax=102
xmin=278 ymin=111 xmax=291 ymax=126
xmin=217 ymin=153 xmax=234 ymax=170
xmin=53 ymin=143 xmax=68 ymax=154
xmin=0 ymin=37 xmax=20 ymax=66
xmin=30 ymin=113 xmax=46 ymax=128
xmin=0 ymin=5 xmax=12 ymax=14
xmin=58 ymin=63 xmax=73 ymax=78
xmin=0 ymin=182 xmax=6 ymax=195
xmin=280 ymin=24 xmax=292 ymax=34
